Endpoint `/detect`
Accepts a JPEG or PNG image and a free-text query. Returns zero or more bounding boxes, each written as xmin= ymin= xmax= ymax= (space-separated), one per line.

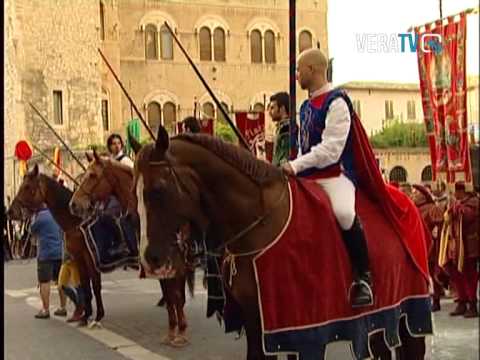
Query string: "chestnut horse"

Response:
xmin=7 ymin=165 xmax=104 ymax=327
xmin=129 ymin=126 xmax=429 ymax=360
xmin=409 ymin=184 xmax=449 ymax=311
xmin=69 ymin=151 xmax=194 ymax=347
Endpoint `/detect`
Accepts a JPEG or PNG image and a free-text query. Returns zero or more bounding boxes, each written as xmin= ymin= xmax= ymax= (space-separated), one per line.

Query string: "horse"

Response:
xmin=409 ymin=184 xmax=449 ymax=311
xmin=7 ymin=165 xmax=104 ymax=327
xmin=69 ymin=150 xmax=194 ymax=347
xmin=128 ymin=126 xmax=431 ymax=360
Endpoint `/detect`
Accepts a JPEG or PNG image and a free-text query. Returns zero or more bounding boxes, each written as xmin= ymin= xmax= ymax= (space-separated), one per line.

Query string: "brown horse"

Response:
xmin=129 ymin=126 xmax=429 ymax=360
xmin=410 ymin=184 xmax=449 ymax=311
xmin=69 ymin=150 xmax=194 ymax=347
xmin=7 ymin=165 xmax=104 ymax=327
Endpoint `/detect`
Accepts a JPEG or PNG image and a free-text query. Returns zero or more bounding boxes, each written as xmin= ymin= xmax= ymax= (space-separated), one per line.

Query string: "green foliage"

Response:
xmin=215 ymin=121 xmax=237 ymax=143
xmin=370 ymin=119 xmax=428 ymax=148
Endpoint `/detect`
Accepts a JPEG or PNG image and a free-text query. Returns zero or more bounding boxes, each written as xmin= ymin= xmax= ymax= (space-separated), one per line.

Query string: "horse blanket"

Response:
xmin=80 ymin=214 xmax=139 ymax=273
xmin=253 ymin=178 xmax=433 ymax=360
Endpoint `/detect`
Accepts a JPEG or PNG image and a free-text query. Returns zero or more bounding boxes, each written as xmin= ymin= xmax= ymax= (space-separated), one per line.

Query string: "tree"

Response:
xmin=370 ymin=118 xmax=428 ymax=148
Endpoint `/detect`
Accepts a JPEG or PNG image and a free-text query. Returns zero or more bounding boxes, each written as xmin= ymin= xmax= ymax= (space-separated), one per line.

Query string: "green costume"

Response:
xmin=272 ymin=118 xmax=291 ymax=167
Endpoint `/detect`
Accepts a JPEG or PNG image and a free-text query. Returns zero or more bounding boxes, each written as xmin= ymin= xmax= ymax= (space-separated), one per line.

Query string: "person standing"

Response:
xmin=268 ymin=92 xmax=298 ymax=167
xmin=30 ymin=205 xmax=63 ymax=319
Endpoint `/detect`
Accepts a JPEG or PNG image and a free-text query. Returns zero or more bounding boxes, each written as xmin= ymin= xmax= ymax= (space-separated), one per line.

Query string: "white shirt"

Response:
xmin=113 ymin=150 xmax=134 ymax=168
xmin=289 ymin=83 xmax=351 ymax=174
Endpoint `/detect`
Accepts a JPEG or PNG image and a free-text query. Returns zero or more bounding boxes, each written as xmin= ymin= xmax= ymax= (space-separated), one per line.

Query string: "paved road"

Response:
xmin=5 ymin=260 xmax=479 ymax=359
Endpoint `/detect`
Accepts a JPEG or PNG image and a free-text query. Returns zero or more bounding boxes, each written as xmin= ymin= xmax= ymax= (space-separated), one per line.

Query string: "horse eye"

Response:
xmin=89 ymin=173 xmax=98 ymax=179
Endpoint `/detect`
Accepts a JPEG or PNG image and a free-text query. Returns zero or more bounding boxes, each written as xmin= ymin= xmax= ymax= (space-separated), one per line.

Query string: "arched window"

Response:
xmin=145 ymin=24 xmax=158 ymax=60
xmin=160 ymin=25 xmax=173 ymax=60
xmin=199 ymin=27 xmax=212 ymax=61
xmin=251 ymin=30 xmax=262 ymax=63
xmin=389 ymin=166 xmax=408 ymax=183
xmin=421 ymin=165 xmax=433 ymax=182
xmin=202 ymin=102 xmax=215 ymax=119
xmin=217 ymin=102 xmax=229 ymax=124
xmin=253 ymin=103 xmax=265 ymax=112
xmin=147 ymin=102 xmax=161 ymax=134
xmin=99 ymin=1 xmax=105 ymax=41
xmin=163 ymin=102 xmax=176 ymax=135
xmin=213 ymin=27 xmax=226 ymax=62
xmin=264 ymin=30 xmax=276 ymax=64
xmin=299 ymin=30 xmax=313 ymax=53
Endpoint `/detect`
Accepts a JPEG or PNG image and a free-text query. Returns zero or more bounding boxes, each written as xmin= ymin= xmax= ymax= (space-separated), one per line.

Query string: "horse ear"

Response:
xmin=85 ymin=151 xmax=93 ymax=163
xmin=155 ymin=125 xmax=169 ymax=154
xmin=93 ymin=148 xmax=101 ymax=163
xmin=32 ymin=163 xmax=39 ymax=177
xmin=128 ymin=128 xmax=142 ymax=155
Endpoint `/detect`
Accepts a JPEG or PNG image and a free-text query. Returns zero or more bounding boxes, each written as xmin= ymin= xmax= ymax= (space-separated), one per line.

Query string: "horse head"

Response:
xmin=11 ymin=164 xmax=47 ymax=213
xmin=70 ymin=149 xmax=118 ymax=217
xmin=132 ymin=126 xmax=207 ymax=278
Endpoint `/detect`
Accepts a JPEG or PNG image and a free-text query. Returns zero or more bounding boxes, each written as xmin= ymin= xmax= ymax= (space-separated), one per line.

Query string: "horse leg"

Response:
xmin=369 ymin=332 xmax=392 ymax=360
xmin=77 ymin=258 xmax=93 ymax=327
xmin=243 ymin=311 xmax=277 ymax=360
xmin=91 ymin=270 xmax=104 ymax=325
xmin=170 ymin=276 xmax=189 ymax=347
xmin=395 ymin=317 xmax=426 ymax=360
xmin=160 ymin=279 xmax=177 ymax=345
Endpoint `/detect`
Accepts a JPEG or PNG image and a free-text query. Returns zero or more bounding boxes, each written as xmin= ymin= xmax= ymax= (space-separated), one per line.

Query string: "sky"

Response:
xmin=328 ymin=0 xmax=479 ymax=85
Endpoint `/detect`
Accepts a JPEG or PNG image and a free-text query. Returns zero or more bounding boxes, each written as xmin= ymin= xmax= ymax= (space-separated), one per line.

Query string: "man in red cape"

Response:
xmin=283 ymin=49 xmax=430 ymax=307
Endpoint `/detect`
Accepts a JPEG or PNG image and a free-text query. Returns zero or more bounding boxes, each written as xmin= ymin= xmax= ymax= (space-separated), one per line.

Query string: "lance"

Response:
xmin=29 ymin=102 xmax=87 ymax=172
xmin=30 ymin=144 xmax=80 ymax=186
xmin=162 ymin=21 xmax=250 ymax=150
xmin=289 ymin=0 xmax=296 ymax=160
xmin=97 ymin=48 xmax=156 ymax=141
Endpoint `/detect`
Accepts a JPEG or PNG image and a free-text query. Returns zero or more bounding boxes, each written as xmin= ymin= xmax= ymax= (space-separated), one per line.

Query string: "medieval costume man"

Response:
xmin=282 ymin=49 xmax=373 ymax=307
xmin=440 ymin=182 xmax=479 ymax=318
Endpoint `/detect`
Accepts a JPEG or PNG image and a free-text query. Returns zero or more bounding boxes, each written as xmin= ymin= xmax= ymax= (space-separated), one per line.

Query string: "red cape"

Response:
xmin=351 ymin=113 xmax=431 ymax=279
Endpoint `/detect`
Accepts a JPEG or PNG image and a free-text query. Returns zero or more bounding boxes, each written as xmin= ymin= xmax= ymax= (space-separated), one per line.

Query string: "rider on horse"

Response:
xmin=282 ymin=48 xmax=373 ymax=307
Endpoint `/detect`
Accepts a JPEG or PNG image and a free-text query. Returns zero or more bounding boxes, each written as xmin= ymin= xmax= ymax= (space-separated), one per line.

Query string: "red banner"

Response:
xmin=416 ymin=14 xmax=471 ymax=185
xmin=176 ymin=118 xmax=214 ymax=135
xmin=235 ymin=111 xmax=266 ymax=159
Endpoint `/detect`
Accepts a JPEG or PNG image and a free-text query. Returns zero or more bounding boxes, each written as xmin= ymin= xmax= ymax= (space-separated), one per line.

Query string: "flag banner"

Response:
xmin=53 ymin=147 xmax=61 ymax=177
xmin=416 ymin=13 xmax=472 ymax=185
xmin=235 ymin=111 xmax=266 ymax=159
xmin=126 ymin=118 xmax=140 ymax=157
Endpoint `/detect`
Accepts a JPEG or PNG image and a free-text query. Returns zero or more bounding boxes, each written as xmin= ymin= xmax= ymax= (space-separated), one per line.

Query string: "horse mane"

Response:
xmin=41 ymin=174 xmax=74 ymax=205
xmin=173 ymin=134 xmax=282 ymax=185
xmin=412 ymin=184 xmax=434 ymax=203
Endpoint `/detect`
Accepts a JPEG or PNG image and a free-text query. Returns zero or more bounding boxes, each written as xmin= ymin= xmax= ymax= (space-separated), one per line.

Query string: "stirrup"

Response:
xmin=348 ymin=279 xmax=374 ymax=307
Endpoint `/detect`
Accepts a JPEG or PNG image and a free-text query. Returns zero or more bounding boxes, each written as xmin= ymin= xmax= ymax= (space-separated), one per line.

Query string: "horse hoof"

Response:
xmin=169 ymin=335 xmax=189 ymax=348
xmin=161 ymin=334 xmax=175 ymax=345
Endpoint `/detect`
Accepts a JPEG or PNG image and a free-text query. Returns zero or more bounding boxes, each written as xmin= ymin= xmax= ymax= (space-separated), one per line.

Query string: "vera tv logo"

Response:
xmin=355 ymin=33 xmax=443 ymax=54
xmin=398 ymin=33 xmax=443 ymax=54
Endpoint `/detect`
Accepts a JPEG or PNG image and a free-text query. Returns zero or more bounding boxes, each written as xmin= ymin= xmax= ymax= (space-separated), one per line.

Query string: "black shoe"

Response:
xmin=349 ymin=272 xmax=374 ymax=307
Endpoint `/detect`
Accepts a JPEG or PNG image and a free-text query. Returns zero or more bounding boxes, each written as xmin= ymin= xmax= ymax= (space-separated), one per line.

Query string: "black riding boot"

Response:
xmin=341 ymin=217 xmax=374 ymax=307
xmin=105 ymin=217 xmax=129 ymax=258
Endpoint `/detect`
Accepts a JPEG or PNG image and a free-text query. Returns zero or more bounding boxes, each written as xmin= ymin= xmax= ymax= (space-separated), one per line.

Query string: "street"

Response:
xmin=5 ymin=260 xmax=479 ymax=360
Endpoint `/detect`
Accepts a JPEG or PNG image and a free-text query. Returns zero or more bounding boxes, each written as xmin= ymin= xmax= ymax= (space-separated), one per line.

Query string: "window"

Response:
xmin=389 ymin=166 xmax=408 ymax=183
xmin=407 ymin=100 xmax=416 ymax=120
xmin=264 ymin=30 xmax=276 ymax=63
xmin=251 ymin=30 xmax=262 ymax=63
xmin=352 ymin=100 xmax=362 ymax=118
xmin=163 ymin=102 xmax=176 ymax=135
xmin=160 ymin=25 xmax=173 ymax=60
xmin=299 ymin=30 xmax=312 ymax=53
xmin=385 ymin=100 xmax=394 ymax=119
xmin=202 ymin=102 xmax=215 ymax=119
xmin=421 ymin=165 xmax=432 ymax=182
xmin=217 ymin=102 xmax=229 ymax=124
xmin=213 ymin=28 xmax=226 ymax=62
xmin=53 ymin=91 xmax=63 ymax=125
xmin=101 ymin=99 xmax=109 ymax=131
xmin=99 ymin=2 xmax=105 ymax=41
xmin=253 ymin=103 xmax=265 ymax=112
xmin=147 ymin=102 xmax=161 ymax=134
xmin=199 ymin=27 xmax=212 ymax=61
xmin=145 ymin=24 xmax=158 ymax=60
